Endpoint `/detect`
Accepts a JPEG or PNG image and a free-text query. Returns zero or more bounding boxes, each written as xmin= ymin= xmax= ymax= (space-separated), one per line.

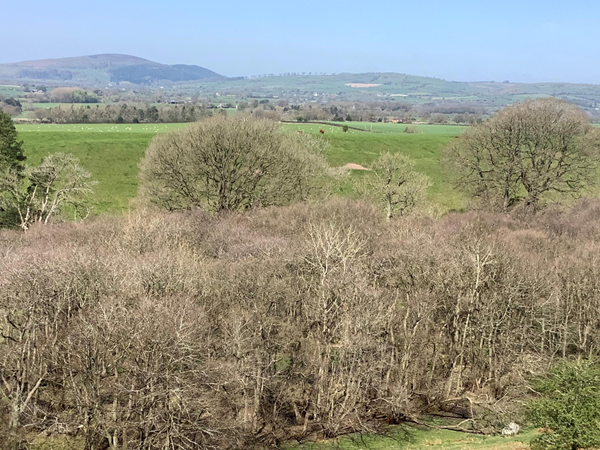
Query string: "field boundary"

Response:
xmin=280 ymin=120 xmax=384 ymax=133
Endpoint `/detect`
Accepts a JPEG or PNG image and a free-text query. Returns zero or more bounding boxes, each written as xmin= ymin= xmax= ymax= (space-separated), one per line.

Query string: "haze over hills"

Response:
xmin=5 ymin=54 xmax=155 ymax=69
xmin=0 ymin=54 xmax=222 ymax=84
xmin=1 ymin=54 xmax=600 ymax=114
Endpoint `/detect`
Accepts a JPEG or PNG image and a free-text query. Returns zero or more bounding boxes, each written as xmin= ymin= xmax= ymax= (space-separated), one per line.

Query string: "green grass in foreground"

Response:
xmin=16 ymin=123 xmax=466 ymax=215
xmin=26 ymin=426 xmax=536 ymax=450
xmin=288 ymin=426 xmax=536 ymax=450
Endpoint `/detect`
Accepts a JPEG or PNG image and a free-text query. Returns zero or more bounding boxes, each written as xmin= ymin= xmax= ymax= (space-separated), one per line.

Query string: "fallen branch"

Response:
xmin=404 ymin=417 xmax=489 ymax=435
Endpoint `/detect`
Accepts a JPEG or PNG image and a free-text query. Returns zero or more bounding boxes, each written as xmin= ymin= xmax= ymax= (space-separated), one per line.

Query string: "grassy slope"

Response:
xmin=285 ymin=123 xmax=465 ymax=210
xmin=16 ymin=123 xmax=464 ymax=215
xmin=19 ymin=130 xmax=155 ymax=214
xmin=288 ymin=426 xmax=536 ymax=450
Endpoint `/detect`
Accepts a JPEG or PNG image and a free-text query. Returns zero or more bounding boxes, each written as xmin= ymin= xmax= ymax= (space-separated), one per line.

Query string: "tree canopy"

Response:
xmin=447 ymin=98 xmax=600 ymax=210
xmin=0 ymin=110 xmax=25 ymax=173
xmin=139 ymin=116 xmax=330 ymax=212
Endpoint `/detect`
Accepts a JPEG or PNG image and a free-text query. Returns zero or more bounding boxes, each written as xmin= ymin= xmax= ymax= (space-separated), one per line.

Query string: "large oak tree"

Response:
xmin=447 ymin=98 xmax=600 ymax=210
xmin=140 ymin=116 xmax=330 ymax=212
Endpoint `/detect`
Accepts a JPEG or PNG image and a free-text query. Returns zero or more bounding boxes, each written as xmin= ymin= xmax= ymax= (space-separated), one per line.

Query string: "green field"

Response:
xmin=341 ymin=122 xmax=467 ymax=135
xmin=0 ymin=84 xmax=22 ymax=97
xmin=288 ymin=426 xmax=536 ymax=450
xmin=17 ymin=123 xmax=189 ymax=133
xmin=31 ymin=102 xmax=63 ymax=109
xmin=15 ymin=122 xmax=465 ymax=215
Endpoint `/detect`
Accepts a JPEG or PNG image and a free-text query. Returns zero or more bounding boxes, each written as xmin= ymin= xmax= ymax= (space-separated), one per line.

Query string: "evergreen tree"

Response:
xmin=0 ymin=110 xmax=25 ymax=172
xmin=0 ymin=111 xmax=25 ymax=228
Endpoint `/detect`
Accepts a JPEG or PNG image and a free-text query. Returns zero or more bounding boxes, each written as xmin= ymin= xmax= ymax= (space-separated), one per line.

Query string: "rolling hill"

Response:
xmin=2 ymin=54 xmax=600 ymax=115
xmin=177 ymin=72 xmax=600 ymax=108
xmin=0 ymin=54 xmax=222 ymax=84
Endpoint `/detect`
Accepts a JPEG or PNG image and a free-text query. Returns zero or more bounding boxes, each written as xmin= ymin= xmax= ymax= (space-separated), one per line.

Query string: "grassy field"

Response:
xmin=288 ymin=426 xmax=536 ymax=450
xmin=31 ymin=102 xmax=63 ymax=109
xmin=285 ymin=123 xmax=465 ymax=209
xmin=18 ymin=130 xmax=154 ymax=214
xmin=0 ymin=84 xmax=22 ymax=97
xmin=15 ymin=122 xmax=465 ymax=215
xmin=341 ymin=122 xmax=467 ymax=135
xmin=16 ymin=123 xmax=190 ymax=133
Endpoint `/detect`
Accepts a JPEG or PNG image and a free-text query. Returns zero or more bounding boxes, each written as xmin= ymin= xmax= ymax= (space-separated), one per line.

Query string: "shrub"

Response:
xmin=527 ymin=361 xmax=600 ymax=450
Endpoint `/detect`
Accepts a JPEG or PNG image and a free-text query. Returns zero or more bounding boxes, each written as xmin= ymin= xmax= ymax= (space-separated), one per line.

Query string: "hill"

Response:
xmin=0 ymin=53 xmax=222 ymax=84
xmin=175 ymin=72 xmax=600 ymax=111
xmin=6 ymin=54 xmax=155 ymax=69
xmin=2 ymin=54 xmax=600 ymax=114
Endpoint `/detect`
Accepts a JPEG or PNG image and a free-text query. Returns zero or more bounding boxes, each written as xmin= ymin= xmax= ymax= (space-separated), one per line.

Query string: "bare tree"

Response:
xmin=0 ymin=152 xmax=95 ymax=230
xmin=447 ymin=98 xmax=600 ymax=210
xmin=359 ymin=152 xmax=430 ymax=219
xmin=139 ymin=116 xmax=330 ymax=212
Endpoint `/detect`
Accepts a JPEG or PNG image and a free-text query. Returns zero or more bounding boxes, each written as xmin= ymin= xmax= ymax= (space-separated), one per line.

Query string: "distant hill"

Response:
xmin=0 ymin=54 xmax=222 ymax=84
xmin=177 ymin=72 xmax=600 ymax=112
xmin=2 ymin=54 xmax=599 ymax=115
xmin=110 ymin=64 xmax=221 ymax=84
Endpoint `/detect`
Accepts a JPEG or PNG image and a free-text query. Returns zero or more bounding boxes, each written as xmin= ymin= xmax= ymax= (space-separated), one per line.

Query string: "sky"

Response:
xmin=2 ymin=0 xmax=600 ymax=83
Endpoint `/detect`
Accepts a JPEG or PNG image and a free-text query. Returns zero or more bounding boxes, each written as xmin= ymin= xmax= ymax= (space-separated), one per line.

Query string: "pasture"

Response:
xmin=16 ymin=122 xmax=465 ymax=215
xmin=288 ymin=425 xmax=536 ymax=450
xmin=0 ymin=84 xmax=22 ymax=97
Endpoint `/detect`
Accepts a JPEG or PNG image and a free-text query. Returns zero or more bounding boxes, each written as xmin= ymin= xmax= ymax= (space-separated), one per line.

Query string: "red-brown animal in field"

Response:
xmin=319 ymin=129 xmax=325 ymax=134
xmin=298 ymin=130 xmax=303 ymax=134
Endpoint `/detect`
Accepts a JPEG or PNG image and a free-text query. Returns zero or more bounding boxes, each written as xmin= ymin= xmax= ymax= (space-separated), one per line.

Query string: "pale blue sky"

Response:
xmin=2 ymin=0 xmax=599 ymax=83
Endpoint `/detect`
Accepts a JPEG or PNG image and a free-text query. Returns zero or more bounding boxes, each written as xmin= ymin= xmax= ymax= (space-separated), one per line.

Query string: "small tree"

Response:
xmin=139 ymin=116 xmax=330 ymax=212
xmin=447 ymin=98 xmax=600 ymax=210
xmin=527 ymin=361 xmax=600 ymax=450
xmin=1 ymin=153 xmax=95 ymax=230
xmin=360 ymin=152 xmax=430 ymax=220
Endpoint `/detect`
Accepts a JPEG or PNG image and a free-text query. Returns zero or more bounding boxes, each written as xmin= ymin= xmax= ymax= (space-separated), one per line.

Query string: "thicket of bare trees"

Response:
xmin=3 ymin=198 xmax=600 ymax=449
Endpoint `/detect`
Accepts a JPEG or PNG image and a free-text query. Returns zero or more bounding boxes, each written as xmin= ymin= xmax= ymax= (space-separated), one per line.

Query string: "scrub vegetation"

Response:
xmin=2 ymin=100 xmax=600 ymax=450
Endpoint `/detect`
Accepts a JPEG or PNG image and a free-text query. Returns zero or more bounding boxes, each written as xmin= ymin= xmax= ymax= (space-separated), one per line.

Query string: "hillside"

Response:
xmin=2 ymin=54 xmax=600 ymax=113
xmin=0 ymin=54 xmax=222 ymax=84
xmin=5 ymin=54 xmax=155 ymax=69
xmin=176 ymin=72 xmax=600 ymax=110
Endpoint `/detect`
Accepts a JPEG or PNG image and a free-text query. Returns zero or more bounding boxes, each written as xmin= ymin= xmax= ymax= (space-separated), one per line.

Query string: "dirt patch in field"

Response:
xmin=345 ymin=83 xmax=382 ymax=88
xmin=342 ymin=163 xmax=370 ymax=171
